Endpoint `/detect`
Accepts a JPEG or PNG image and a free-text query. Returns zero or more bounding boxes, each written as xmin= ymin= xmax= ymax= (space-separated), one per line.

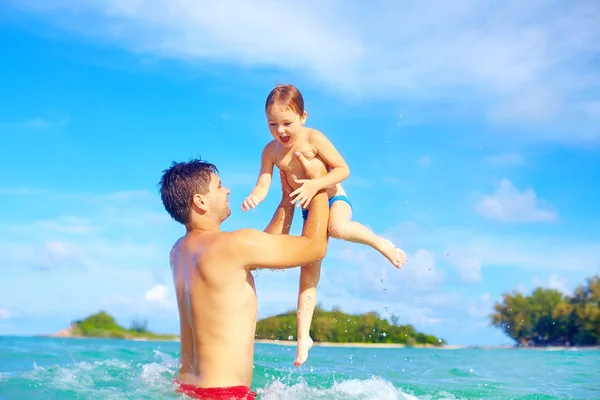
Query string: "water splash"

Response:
xmin=259 ymin=377 xmax=419 ymax=400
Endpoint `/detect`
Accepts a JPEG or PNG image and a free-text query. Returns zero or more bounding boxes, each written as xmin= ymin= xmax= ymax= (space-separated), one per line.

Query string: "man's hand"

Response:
xmin=290 ymin=152 xmax=322 ymax=209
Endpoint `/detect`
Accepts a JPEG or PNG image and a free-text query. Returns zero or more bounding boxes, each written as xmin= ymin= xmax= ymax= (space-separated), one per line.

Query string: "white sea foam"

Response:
xmin=259 ymin=376 xmax=420 ymax=400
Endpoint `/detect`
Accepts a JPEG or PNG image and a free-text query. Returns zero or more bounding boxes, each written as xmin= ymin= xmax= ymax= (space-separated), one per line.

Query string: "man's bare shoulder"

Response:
xmin=210 ymin=228 xmax=269 ymax=269
xmin=221 ymin=227 xmax=267 ymax=245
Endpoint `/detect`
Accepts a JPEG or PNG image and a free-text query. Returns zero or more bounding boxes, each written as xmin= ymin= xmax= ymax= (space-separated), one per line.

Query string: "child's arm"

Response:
xmin=290 ymin=130 xmax=350 ymax=208
xmin=242 ymin=143 xmax=276 ymax=211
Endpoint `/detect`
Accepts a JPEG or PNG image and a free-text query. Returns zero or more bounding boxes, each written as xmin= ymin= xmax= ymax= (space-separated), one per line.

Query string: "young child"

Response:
xmin=242 ymin=84 xmax=407 ymax=366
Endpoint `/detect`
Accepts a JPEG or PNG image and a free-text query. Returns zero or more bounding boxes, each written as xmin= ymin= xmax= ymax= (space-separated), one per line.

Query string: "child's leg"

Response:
xmin=328 ymin=200 xmax=407 ymax=268
xmin=295 ymin=258 xmax=322 ymax=367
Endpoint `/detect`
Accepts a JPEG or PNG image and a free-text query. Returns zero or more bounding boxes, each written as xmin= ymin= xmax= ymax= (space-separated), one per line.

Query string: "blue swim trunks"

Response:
xmin=302 ymin=195 xmax=352 ymax=220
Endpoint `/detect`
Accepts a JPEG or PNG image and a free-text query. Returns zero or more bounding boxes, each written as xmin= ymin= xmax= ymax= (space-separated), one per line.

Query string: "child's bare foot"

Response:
xmin=294 ymin=336 xmax=313 ymax=367
xmin=375 ymin=238 xmax=407 ymax=268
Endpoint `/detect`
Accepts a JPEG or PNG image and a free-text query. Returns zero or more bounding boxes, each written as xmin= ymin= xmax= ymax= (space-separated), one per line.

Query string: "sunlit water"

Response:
xmin=0 ymin=336 xmax=598 ymax=399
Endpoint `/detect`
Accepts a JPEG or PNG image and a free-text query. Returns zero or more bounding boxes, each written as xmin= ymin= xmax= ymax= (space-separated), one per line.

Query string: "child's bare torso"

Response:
xmin=269 ymin=128 xmax=345 ymax=198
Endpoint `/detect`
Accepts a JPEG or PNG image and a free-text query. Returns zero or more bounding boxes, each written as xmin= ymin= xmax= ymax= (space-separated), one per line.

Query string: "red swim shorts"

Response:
xmin=175 ymin=380 xmax=257 ymax=400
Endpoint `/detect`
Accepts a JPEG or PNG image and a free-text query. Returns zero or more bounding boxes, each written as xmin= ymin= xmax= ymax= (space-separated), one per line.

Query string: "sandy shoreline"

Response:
xmin=44 ymin=331 xmax=599 ymax=350
xmin=254 ymin=340 xmax=600 ymax=350
xmin=254 ymin=339 xmax=464 ymax=349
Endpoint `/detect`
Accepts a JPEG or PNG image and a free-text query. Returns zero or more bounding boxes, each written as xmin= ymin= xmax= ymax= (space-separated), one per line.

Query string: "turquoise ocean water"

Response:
xmin=0 ymin=336 xmax=598 ymax=399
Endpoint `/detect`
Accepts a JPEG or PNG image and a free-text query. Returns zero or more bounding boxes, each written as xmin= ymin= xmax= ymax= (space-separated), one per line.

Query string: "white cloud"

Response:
xmin=23 ymin=117 xmax=70 ymax=129
xmin=0 ymin=187 xmax=181 ymax=329
xmin=417 ymin=156 xmax=432 ymax=168
xmin=0 ymin=188 xmax=46 ymax=195
xmin=467 ymin=293 xmax=493 ymax=318
xmin=532 ymin=273 xmax=571 ymax=295
xmin=0 ymin=307 xmax=11 ymax=319
xmin=383 ymin=221 xmax=600 ymax=274
xmin=0 ymin=188 xmax=174 ymax=272
xmin=580 ymin=100 xmax=600 ymax=118
xmin=475 ymin=179 xmax=557 ymax=223
xmin=0 ymin=264 xmax=173 ymax=318
xmin=486 ymin=153 xmax=526 ymax=167
xmin=101 ymin=295 xmax=132 ymax=306
xmin=9 ymin=0 xmax=600 ymax=143
xmin=447 ymin=253 xmax=482 ymax=283
xmin=0 ymin=117 xmax=70 ymax=130
xmin=34 ymin=216 xmax=94 ymax=235
xmin=0 ymin=240 xmax=90 ymax=271
xmin=488 ymin=86 xmax=563 ymax=123
xmin=252 ymin=240 xmax=451 ymax=331
xmin=337 ymin=246 xmax=444 ymax=294
xmin=144 ymin=283 xmax=175 ymax=309
xmin=464 ymin=237 xmax=600 ymax=274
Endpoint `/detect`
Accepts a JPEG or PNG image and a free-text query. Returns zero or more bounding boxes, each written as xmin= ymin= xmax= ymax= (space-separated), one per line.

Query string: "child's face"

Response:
xmin=266 ymin=106 xmax=307 ymax=148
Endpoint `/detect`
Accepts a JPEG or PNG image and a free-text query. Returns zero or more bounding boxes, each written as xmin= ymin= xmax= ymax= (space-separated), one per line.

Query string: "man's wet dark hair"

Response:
xmin=159 ymin=158 xmax=219 ymax=225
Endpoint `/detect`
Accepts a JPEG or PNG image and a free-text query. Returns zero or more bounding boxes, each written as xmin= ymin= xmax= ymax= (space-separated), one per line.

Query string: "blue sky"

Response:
xmin=1 ymin=0 xmax=599 ymax=346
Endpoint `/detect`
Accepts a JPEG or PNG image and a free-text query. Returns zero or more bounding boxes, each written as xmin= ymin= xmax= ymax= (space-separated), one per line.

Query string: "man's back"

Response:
xmin=171 ymin=230 xmax=258 ymax=388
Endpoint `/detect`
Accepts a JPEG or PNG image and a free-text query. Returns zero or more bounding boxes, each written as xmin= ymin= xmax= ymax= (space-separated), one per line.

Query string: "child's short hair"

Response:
xmin=265 ymin=84 xmax=305 ymax=116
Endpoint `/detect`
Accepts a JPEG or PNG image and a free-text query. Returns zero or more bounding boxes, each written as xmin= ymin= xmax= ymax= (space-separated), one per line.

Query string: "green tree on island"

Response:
xmin=490 ymin=275 xmax=600 ymax=347
xmin=70 ymin=311 xmax=177 ymax=340
xmin=255 ymin=305 xmax=445 ymax=346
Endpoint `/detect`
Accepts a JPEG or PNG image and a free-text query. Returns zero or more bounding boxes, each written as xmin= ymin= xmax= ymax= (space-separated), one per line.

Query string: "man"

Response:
xmin=159 ymin=156 xmax=329 ymax=400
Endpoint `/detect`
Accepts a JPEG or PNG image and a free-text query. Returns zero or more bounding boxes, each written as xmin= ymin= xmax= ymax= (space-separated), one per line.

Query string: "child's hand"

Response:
xmin=242 ymin=195 xmax=261 ymax=211
xmin=290 ymin=151 xmax=323 ymax=208
xmin=290 ymin=179 xmax=320 ymax=209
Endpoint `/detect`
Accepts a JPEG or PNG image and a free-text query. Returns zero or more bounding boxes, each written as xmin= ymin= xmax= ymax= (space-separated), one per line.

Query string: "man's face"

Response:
xmin=206 ymin=173 xmax=231 ymax=221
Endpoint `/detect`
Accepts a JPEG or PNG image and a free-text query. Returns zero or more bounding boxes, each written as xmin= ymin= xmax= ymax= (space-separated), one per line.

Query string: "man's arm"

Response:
xmin=234 ymin=161 xmax=330 ymax=270
xmin=264 ymin=170 xmax=294 ymax=235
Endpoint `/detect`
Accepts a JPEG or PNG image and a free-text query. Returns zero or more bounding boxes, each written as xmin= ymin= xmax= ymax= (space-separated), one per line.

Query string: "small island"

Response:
xmin=52 ymin=307 xmax=445 ymax=347
xmin=52 ymin=311 xmax=179 ymax=341
xmin=255 ymin=306 xmax=446 ymax=347
xmin=490 ymin=274 xmax=599 ymax=347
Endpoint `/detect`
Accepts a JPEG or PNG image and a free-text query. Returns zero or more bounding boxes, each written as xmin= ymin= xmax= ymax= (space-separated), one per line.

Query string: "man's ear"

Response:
xmin=192 ymin=193 xmax=208 ymax=213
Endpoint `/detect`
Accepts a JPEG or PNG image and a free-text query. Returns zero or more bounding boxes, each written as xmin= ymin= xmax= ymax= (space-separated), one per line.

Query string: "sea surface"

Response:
xmin=0 ymin=336 xmax=598 ymax=399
